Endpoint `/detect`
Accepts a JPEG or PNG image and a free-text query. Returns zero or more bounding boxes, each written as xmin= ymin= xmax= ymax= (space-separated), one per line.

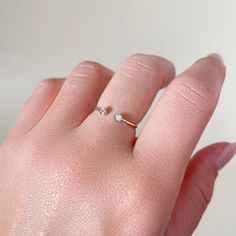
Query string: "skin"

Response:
xmin=0 ymin=53 xmax=233 ymax=235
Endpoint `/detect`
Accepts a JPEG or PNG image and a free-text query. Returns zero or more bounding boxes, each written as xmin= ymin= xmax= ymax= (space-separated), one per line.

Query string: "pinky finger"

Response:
xmin=165 ymin=142 xmax=236 ymax=236
xmin=11 ymin=78 xmax=65 ymax=136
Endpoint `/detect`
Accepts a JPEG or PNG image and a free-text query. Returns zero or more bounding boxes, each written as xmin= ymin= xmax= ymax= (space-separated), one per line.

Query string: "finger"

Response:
xmin=135 ymin=54 xmax=226 ymax=187
xmin=40 ymin=61 xmax=113 ymax=128
xmin=94 ymin=54 xmax=175 ymax=142
xmin=165 ymin=142 xmax=236 ymax=236
xmin=12 ymin=78 xmax=65 ymax=135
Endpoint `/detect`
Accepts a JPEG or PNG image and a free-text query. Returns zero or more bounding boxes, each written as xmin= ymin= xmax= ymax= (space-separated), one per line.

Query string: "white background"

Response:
xmin=0 ymin=0 xmax=236 ymax=234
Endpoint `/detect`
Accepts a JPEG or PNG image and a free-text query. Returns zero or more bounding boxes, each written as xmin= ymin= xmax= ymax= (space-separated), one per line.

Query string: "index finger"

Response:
xmin=134 ymin=54 xmax=226 ymax=191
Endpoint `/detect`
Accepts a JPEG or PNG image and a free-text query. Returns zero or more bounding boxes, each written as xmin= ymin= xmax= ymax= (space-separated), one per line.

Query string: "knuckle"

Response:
xmin=34 ymin=78 xmax=58 ymax=95
xmin=119 ymin=54 xmax=174 ymax=85
xmin=120 ymin=55 xmax=157 ymax=83
xmin=79 ymin=60 xmax=102 ymax=70
xmin=127 ymin=54 xmax=161 ymax=72
xmin=128 ymin=53 xmax=151 ymax=62
xmin=71 ymin=61 xmax=104 ymax=79
xmin=38 ymin=78 xmax=56 ymax=86
xmin=173 ymin=76 xmax=217 ymax=114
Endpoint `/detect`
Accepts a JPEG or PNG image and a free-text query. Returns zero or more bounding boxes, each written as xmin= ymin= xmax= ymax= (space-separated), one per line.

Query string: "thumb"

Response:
xmin=165 ymin=142 xmax=236 ymax=236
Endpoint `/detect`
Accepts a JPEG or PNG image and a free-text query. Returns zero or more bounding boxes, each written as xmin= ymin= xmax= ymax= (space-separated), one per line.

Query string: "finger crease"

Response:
xmin=119 ymin=71 xmax=140 ymax=82
xmin=135 ymin=61 xmax=153 ymax=72
xmin=182 ymin=83 xmax=208 ymax=101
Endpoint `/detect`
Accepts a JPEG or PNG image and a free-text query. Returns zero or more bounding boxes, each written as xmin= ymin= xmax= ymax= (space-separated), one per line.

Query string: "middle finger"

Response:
xmin=89 ymin=54 xmax=175 ymax=144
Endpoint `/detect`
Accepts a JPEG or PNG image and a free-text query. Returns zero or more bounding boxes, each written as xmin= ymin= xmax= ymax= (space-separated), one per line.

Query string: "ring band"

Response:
xmin=95 ymin=106 xmax=137 ymax=128
xmin=114 ymin=113 xmax=137 ymax=128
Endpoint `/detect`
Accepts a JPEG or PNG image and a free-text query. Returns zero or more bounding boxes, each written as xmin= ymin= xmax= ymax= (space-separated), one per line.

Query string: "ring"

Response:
xmin=114 ymin=113 xmax=137 ymax=128
xmin=95 ymin=106 xmax=137 ymax=128
xmin=95 ymin=106 xmax=108 ymax=116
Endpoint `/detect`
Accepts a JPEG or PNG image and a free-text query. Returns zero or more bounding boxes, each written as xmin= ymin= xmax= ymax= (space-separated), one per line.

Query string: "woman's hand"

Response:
xmin=0 ymin=53 xmax=234 ymax=235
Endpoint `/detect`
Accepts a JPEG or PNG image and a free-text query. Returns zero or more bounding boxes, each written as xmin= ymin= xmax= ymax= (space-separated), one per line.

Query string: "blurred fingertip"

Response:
xmin=216 ymin=142 xmax=236 ymax=171
xmin=207 ymin=53 xmax=224 ymax=64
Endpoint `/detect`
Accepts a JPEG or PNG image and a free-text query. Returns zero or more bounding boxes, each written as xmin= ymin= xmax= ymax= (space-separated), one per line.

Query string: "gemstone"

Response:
xmin=114 ymin=113 xmax=123 ymax=122
xmin=98 ymin=107 xmax=107 ymax=115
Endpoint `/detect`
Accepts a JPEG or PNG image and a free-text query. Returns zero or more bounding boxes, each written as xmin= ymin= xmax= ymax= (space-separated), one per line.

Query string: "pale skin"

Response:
xmin=0 ymin=53 xmax=235 ymax=235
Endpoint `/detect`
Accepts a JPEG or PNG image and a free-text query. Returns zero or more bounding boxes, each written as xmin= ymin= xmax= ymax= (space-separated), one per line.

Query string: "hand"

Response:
xmin=0 ymin=53 xmax=234 ymax=235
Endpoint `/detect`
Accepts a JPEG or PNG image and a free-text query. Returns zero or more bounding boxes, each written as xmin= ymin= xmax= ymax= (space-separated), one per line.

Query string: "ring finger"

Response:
xmin=39 ymin=61 xmax=114 ymax=129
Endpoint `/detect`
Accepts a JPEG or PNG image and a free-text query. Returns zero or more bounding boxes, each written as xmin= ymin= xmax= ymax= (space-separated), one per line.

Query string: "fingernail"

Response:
xmin=207 ymin=53 xmax=224 ymax=64
xmin=216 ymin=143 xmax=236 ymax=171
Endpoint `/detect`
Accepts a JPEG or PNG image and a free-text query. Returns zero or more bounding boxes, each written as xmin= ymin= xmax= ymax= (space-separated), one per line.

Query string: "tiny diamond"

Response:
xmin=98 ymin=107 xmax=107 ymax=116
xmin=114 ymin=114 xmax=123 ymax=122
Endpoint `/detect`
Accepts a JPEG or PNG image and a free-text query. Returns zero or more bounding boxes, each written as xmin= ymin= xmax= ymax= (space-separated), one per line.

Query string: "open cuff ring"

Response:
xmin=95 ymin=106 xmax=137 ymax=129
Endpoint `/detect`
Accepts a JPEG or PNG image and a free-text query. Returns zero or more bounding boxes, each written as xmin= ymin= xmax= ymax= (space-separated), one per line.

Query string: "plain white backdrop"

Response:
xmin=0 ymin=0 xmax=236 ymax=234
